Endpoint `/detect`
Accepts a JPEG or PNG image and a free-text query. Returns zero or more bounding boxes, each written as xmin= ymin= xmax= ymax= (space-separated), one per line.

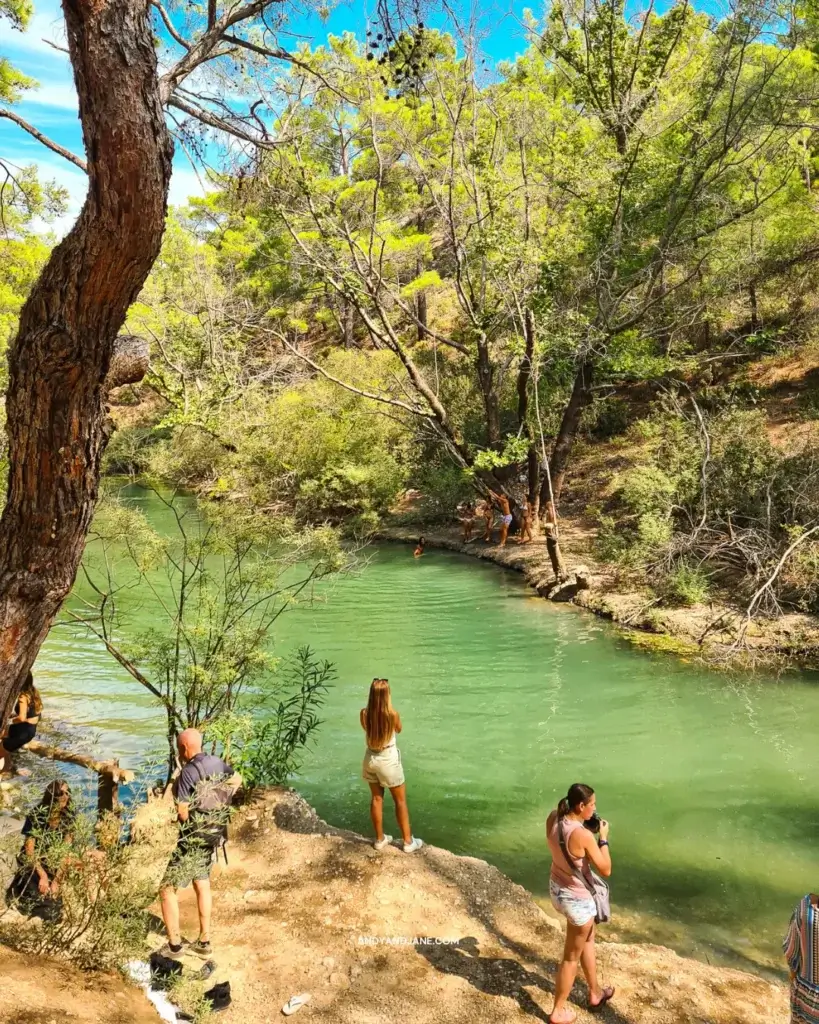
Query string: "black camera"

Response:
xmin=584 ymin=813 xmax=601 ymax=833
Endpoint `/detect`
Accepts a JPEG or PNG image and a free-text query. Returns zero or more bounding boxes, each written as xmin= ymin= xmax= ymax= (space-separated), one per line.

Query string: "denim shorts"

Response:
xmin=549 ymin=879 xmax=596 ymax=927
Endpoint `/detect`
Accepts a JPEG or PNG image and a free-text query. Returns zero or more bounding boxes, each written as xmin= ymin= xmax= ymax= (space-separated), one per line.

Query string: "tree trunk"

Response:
xmin=0 ymin=0 xmax=173 ymax=724
xmin=343 ymin=297 xmax=354 ymax=349
xmin=475 ymin=331 xmax=500 ymax=446
xmin=540 ymin=357 xmax=594 ymax=510
xmin=545 ymin=522 xmax=567 ymax=580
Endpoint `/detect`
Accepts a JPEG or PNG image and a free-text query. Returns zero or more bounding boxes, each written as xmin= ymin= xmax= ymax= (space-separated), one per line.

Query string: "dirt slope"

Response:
xmin=146 ymin=788 xmax=788 ymax=1024
xmin=0 ymin=788 xmax=790 ymax=1023
xmin=0 ymin=944 xmax=162 ymax=1024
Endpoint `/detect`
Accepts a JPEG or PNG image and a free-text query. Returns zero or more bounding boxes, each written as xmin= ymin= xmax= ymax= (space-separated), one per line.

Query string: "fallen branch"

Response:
xmin=24 ymin=741 xmax=134 ymax=784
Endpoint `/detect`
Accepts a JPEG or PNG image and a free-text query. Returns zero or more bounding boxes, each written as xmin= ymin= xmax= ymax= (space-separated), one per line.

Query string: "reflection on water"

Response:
xmin=31 ymin=486 xmax=819 ymax=973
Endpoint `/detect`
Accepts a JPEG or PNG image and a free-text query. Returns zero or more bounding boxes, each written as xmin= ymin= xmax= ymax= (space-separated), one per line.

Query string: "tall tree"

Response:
xmin=0 ymin=0 xmax=308 ymax=723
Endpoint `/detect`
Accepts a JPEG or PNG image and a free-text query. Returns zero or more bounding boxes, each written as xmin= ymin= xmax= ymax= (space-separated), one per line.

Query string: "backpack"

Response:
xmin=185 ymin=754 xmax=236 ymax=855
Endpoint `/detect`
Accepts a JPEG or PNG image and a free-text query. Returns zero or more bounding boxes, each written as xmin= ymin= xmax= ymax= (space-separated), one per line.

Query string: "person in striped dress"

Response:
xmin=785 ymin=894 xmax=819 ymax=1022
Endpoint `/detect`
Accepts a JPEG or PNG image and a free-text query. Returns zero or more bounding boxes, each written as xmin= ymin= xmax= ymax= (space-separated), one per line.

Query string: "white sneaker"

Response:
xmin=374 ymin=834 xmax=393 ymax=851
xmin=402 ymin=837 xmax=424 ymax=853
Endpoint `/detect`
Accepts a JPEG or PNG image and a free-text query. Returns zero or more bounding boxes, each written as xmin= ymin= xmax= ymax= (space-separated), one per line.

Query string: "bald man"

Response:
xmin=159 ymin=729 xmax=241 ymax=959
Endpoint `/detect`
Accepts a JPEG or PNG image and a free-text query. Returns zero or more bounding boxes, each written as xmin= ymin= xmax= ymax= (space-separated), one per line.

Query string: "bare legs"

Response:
xmin=368 ymin=782 xmax=385 ymax=841
xmin=192 ymin=878 xmax=212 ymax=942
xmin=368 ymin=781 xmax=412 ymax=845
xmin=549 ymin=919 xmax=595 ymax=1022
xmin=160 ymin=879 xmax=212 ymax=945
xmin=160 ymin=886 xmax=181 ymax=946
xmin=499 ymin=520 xmax=510 ymax=547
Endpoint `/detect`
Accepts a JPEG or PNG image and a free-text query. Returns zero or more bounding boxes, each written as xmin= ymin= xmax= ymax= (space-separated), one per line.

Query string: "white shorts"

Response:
xmin=362 ymin=744 xmax=405 ymax=789
xmin=550 ymin=879 xmax=596 ymax=927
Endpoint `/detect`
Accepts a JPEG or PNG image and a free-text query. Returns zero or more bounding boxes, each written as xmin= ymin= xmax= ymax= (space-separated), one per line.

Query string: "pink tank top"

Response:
xmin=547 ymin=816 xmax=589 ymax=897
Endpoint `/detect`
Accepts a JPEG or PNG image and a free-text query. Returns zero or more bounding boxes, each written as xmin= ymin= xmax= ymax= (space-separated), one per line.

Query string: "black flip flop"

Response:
xmin=589 ymin=986 xmax=615 ymax=1012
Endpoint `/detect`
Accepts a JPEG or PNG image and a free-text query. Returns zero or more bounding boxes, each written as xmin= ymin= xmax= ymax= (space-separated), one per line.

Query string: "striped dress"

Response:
xmin=785 ymin=895 xmax=819 ymax=1022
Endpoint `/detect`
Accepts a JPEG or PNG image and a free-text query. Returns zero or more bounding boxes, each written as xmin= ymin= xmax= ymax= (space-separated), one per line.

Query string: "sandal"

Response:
xmin=589 ymin=986 xmax=615 ymax=1011
xmin=282 ymin=993 xmax=312 ymax=1016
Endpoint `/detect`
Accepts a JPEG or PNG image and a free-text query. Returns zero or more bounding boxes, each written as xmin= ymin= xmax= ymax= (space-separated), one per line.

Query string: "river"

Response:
xmin=30 ymin=484 xmax=818 ymax=975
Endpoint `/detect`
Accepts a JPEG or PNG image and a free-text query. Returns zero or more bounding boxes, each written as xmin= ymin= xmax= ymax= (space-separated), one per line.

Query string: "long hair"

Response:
xmin=20 ymin=672 xmax=43 ymax=716
xmin=40 ymin=779 xmax=74 ymax=822
xmin=365 ymin=678 xmax=395 ymax=750
xmin=557 ymin=782 xmax=595 ymax=819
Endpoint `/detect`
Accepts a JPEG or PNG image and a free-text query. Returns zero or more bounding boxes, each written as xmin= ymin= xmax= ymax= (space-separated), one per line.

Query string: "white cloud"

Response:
xmin=168 ymin=163 xmax=212 ymax=208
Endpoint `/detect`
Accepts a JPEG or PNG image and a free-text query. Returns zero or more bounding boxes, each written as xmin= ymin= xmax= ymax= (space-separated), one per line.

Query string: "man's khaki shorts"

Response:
xmin=362 ymin=744 xmax=405 ymax=789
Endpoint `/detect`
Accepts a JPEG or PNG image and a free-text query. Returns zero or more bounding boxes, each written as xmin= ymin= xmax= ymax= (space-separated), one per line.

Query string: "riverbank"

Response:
xmin=378 ymin=520 xmax=819 ymax=668
xmin=0 ymin=786 xmax=790 ymax=1023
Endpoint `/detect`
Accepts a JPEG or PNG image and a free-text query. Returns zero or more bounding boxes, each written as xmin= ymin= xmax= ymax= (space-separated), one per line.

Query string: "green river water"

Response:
xmin=32 ymin=485 xmax=819 ymax=975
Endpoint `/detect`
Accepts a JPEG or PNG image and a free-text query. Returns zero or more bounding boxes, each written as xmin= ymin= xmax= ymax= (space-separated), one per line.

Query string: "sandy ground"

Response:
xmin=0 ymin=789 xmax=791 ymax=1024
xmin=152 ymin=789 xmax=788 ymax=1024
xmin=0 ymin=944 xmax=162 ymax=1023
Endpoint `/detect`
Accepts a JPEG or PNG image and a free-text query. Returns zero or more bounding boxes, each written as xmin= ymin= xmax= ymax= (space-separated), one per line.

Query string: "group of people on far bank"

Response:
xmin=458 ymin=489 xmax=535 ymax=548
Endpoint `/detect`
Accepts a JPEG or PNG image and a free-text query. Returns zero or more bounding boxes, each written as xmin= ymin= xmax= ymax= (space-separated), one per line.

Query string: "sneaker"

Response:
xmin=186 ymin=939 xmax=213 ymax=959
xmin=402 ymin=837 xmax=424 ymax=853
xmin=157 ymin=941 xmax=185 ymax=960
xmin=374 ymin=834 xmax=393 ymax=851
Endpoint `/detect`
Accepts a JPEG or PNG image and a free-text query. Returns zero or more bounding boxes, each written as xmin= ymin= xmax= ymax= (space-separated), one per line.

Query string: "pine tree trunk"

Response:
xmin=0 ymin=0 xmax=173 ymax=724
xmin=539 ymin=357 xmax=594 ymax=510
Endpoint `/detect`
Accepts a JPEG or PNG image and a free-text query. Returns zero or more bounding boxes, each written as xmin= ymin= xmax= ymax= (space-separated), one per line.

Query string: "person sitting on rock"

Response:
xmin=0 ymin=672 xmax=42 ymax=774
xmin=360 ymin=678 xmax=422 ymax=854
xmin=159 ymin=728 xmax=242 ymax=960
xmin=6 ymin=779 xmax=75 ymax=922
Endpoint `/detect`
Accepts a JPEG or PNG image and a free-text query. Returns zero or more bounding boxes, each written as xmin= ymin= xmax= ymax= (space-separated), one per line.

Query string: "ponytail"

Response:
xmin=557 ymin=782 xmax=595 ymax=818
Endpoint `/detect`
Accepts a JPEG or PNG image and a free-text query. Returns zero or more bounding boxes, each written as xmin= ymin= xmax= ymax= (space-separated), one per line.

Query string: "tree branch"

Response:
xmin=0 ymin=109 xmax=87 ymax=172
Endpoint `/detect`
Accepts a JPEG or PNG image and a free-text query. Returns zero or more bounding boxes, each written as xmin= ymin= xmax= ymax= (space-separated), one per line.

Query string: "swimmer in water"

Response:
xmin=414 ymin=536 xmax=425 ymax=558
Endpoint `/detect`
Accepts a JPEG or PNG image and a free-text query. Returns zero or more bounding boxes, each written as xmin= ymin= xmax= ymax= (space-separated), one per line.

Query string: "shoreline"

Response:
xmin=1 ymin=785 xmax=789 ymax=1023
xmin=376 ymin=521 xmax=819 ymax=670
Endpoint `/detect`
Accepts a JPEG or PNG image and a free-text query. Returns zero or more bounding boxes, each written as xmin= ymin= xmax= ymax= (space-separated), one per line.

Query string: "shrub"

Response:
xmin=0 ymin=805 xmax=155 ymax=971
xmin=658 ymin=560 xmax=711 ymax=607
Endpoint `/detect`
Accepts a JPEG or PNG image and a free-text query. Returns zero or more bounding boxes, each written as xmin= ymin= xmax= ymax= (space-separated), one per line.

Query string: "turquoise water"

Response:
xmin=33 ymin=486 xmax=818 ymax=973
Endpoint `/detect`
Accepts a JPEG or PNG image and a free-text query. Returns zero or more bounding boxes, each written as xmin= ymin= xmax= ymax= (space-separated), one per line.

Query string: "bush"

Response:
xmin=227 ymin=646 xmax=335 ymax=791
xmin=658 ymin=560 xmax=711 ymax=607
xmin=409 ymin=462 xmax=475 ymax=524
xmin=0 ymin=806 xmax=154 ymax=971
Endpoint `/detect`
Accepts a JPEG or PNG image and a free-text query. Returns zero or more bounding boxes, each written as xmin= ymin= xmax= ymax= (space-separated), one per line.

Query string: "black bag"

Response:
xmin=558 ymin=821 xmax=611 ymax=924
xmin=149 ymin=951 xmax=183 ymax=988
xmin=205 ymin=981 xmax=232 ymax=1012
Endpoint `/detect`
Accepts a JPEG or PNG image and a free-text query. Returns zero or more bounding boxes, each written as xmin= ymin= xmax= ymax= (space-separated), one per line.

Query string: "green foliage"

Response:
xmin=228 ymin=646 xmax=335 ymax=791
xmin=0 ymin=807 xmax=154 ymax=971
xmin=659 ymin=560 xmax=711 ymax=607
xmin=70 ymin=493 xmax=344 ymax=772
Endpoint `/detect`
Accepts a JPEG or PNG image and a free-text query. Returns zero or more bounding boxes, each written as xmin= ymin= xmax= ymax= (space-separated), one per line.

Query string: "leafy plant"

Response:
xmin=230 ymin=646 xmax=335 ymax=791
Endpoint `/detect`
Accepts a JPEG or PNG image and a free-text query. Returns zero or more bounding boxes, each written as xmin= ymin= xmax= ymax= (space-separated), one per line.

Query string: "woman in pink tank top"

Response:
xmin=545 ymin=783 xmax=614 ymax=1023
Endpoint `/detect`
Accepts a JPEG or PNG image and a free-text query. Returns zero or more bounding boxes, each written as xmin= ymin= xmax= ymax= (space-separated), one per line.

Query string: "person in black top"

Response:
xmin=0 ymin=673 xmax=42 ymax=774
xmin=6 ymin=779 xmax=75 ymax=920
xmin=159 ymin=728 xmax=241 ymax=960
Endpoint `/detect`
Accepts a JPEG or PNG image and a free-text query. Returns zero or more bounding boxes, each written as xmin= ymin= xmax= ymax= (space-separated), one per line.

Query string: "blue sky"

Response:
xmin=0 ymin=0 xmax=709 ymax=232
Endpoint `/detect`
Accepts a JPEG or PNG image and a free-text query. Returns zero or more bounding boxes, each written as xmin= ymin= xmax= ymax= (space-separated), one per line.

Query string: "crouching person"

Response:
xmin=159 ymin=729 xmax=242 ymax=959
xmin=6 ymin=780 xmax=75 ymax=923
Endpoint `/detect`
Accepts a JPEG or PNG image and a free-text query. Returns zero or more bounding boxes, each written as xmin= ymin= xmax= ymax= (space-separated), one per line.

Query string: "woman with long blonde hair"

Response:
xmin=360 ymin=678 xmax=422 ymax=853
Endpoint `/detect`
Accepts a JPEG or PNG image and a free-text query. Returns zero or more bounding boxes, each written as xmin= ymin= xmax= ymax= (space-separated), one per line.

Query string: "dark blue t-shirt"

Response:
xmin=173 ymin=753 xmax=233 ymax=807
